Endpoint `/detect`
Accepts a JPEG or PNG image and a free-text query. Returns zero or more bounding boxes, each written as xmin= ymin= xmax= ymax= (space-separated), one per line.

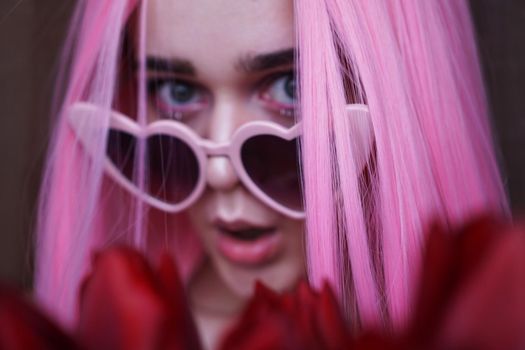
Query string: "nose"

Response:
xmin=205 ymin=95 xmax=243 ymax=191
xmin=206 ymin=157 xmax=238 ymax=191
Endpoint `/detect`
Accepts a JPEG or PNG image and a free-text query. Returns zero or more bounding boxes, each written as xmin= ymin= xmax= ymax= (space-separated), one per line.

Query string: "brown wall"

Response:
xmin=471 ymin=1 xmax=525 ymax=210
xmin=0 ymin=1 xmax=523 ymax=288
xmin=0 ymin=0 xmax=35 ymax=289
xmin=0 ymin=0 xmax=75 ymax=288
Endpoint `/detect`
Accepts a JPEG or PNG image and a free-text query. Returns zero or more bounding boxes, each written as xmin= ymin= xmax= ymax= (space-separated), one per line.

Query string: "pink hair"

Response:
xmin=35 ymin=0 xmax=508 ymax=330
xmin=297 ymin=0 xmax=508 ymax=328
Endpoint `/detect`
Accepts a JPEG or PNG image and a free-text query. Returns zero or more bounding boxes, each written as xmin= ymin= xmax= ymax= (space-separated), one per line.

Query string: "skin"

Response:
xmin=145 ymin=0 xmax=305 ymax=348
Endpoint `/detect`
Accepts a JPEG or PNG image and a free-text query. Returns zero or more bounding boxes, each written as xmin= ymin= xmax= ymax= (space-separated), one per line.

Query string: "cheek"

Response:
xmin=185 ymin=195 xmax=214 ymax=246
xmin=284 ymin=220 xmax=305 ymax=257
xmin=281 ymin=220 xmax=307 ymax=277
xmin=146 ymin=209 xmax=205 ymax=281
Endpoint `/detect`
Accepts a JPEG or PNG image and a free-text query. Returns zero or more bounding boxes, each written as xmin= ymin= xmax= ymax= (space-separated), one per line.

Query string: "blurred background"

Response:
xmin=0 ymin=0 xmax=524 ymax=289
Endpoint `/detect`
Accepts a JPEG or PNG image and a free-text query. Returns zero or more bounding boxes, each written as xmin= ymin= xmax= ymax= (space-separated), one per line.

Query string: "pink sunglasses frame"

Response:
xmin=67 ymin=102 xmax=371 ymax=220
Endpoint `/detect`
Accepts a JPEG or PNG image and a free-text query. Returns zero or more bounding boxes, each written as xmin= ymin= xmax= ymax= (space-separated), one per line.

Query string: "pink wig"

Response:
xmin=296 ymin=0 xmax=508 ymax=327
xmin=35 ymin=0 xmax=508 ymax=330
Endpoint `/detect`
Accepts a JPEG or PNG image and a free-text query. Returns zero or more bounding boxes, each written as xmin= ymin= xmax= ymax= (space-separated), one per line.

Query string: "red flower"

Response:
xmin=408 ymin=215 xmax=525 ymax=349
xmin=219 ymin=281 xmax=351 ymax=350
xmin=0 ymin=214 xmax=524 ymax=350
xmin=0 ymin=287 xmax=79 ymax=349
xmin=77 ymin=247 xmax=202 ymax=350
xmin=220 ymin=215 xmax=525 ymax=350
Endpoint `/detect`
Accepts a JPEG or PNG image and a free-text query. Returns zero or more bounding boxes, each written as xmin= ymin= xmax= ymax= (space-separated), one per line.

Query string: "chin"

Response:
xmin=214 ymin=254 xmax=305 ymax=299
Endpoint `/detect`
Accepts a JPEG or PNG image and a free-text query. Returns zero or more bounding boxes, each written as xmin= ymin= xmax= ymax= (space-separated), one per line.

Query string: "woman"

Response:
xmin=35 ymin=0 xmax=508 ymax=348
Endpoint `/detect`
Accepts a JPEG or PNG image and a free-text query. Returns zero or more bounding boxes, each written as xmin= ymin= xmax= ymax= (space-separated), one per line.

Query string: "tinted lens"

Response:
xmin=107 ymin=130 xmax=136 ymax=182
xmin=106 ymin=130 xmax=199 ymax=204
xmin=241 ymin=135 xmax=303 ymax=211
xmin=146 ymin=135 xmax=199 ymax=204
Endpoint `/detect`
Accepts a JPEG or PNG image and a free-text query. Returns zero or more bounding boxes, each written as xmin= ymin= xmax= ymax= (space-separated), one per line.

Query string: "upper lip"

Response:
xmin=212 ymin=217 xmax=276 ymax=232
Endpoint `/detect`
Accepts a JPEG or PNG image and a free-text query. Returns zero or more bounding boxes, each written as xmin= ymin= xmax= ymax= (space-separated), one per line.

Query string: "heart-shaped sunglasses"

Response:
xmin=67 ymin=102 xmax=371 ymax=219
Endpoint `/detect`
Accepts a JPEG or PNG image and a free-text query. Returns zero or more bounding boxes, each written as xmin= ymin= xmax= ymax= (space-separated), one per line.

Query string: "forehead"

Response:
xmin=145 ymin=0 xmax=294 ymax=75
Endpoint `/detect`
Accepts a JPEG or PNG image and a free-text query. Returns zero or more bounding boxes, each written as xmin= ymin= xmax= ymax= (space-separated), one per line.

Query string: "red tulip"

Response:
xmin=0 ymin=286 xmax=79 ymax=349
xmin=219 ymin=214 xmax=525 ymax=350
xmin=406 ymin=215 xmax=525 ymax=349
xmin=219 ymin=281 xmax=351 ymax=350
xmin=1 ymin=214 xmax=524 ymax=350
xmin=77 ymin=246 xmax=202 ymax=350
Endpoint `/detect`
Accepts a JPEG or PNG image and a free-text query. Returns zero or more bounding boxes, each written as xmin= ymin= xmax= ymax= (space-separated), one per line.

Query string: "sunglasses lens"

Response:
xmin=106 ymin=131 xmax=199 ymax=205
xmin=107 ymin=129 xmax=302 ymax=211
xmin=241 ymin=135 xmax=303 ymax=211
xmin=107 ymin=130 xmax=136 ymax=182
xmin=147 ymin=135 xmax=199 ymax=204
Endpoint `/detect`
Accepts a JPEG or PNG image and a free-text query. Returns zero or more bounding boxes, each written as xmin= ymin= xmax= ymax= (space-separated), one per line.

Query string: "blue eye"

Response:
xmin=147 ymin=78 xmax=208 ymax=119
xmin=159 ymin=80 xmax=197 ymax=104
xmin=259 ymin=73 xmax=296 ymax=116
xmin=267 ymin=74 xmax=295 ymax=105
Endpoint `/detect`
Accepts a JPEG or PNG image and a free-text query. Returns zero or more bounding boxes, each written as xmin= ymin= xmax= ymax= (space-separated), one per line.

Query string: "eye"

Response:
xmin=259 ymin=72 xmax=296 ymax=116
xmin=147 ymin=78 xmax=208 ymax=120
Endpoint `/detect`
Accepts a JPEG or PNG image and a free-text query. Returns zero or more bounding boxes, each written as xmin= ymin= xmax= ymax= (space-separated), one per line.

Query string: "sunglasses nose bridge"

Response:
xmin=201 ymin=137 xmax=240 ymax=191
xmin=201 ymin=140 xmax=229 ymax=156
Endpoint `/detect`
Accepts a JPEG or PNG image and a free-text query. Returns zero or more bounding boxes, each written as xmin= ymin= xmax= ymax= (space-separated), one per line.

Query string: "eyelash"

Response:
xmin=146 ymin=72 xmax=296 ymax=121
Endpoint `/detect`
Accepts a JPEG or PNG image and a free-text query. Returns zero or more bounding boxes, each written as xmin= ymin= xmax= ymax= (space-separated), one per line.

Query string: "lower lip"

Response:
xmin=216 ymin=229 xmax=282 ymax=266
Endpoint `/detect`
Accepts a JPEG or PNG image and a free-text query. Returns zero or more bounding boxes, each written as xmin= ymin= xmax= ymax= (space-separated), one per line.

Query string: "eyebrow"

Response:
xmin=145 ymin=57 xmax=196 ymax=76
xmin=236 ymin=48 xmax=295 ymax=73
xmin=144 ymin=48 xmax=295 ymax=77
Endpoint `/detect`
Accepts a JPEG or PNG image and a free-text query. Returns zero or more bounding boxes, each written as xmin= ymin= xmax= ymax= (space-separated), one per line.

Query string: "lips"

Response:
xmin=213 ymin=219 xmax=283 ymax=266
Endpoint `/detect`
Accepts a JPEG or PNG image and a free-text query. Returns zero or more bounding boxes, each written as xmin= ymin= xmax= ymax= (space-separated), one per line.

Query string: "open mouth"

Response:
xmin=214 ymin=221 xmax=283 ymax=266
xmin=219 ymin=227 xmax=276 ymax=241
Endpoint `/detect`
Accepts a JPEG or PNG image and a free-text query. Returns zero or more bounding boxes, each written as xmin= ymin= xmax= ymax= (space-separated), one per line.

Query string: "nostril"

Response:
xmin=206 ymin=156 xmax=239 ymax=190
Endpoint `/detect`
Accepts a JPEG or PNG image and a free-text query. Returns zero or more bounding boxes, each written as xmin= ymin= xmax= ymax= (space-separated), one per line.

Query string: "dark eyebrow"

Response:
xmin=144 ymin=56 xmax=197 ymax=76
xmin=142 ymin=48 xmax=295 ymax=77
xmin=236 ymin=48 xmax=295 ymax=73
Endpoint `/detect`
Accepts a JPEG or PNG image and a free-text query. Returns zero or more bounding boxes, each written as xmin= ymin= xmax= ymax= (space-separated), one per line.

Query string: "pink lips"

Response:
xmin=214 ymin=219 xmax=282 ymax=265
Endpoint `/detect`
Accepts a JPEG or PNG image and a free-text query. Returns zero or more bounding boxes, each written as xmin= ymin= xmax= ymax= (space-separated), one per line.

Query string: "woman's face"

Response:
xmin=145 ymin=0 xmax=305 ymax=298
